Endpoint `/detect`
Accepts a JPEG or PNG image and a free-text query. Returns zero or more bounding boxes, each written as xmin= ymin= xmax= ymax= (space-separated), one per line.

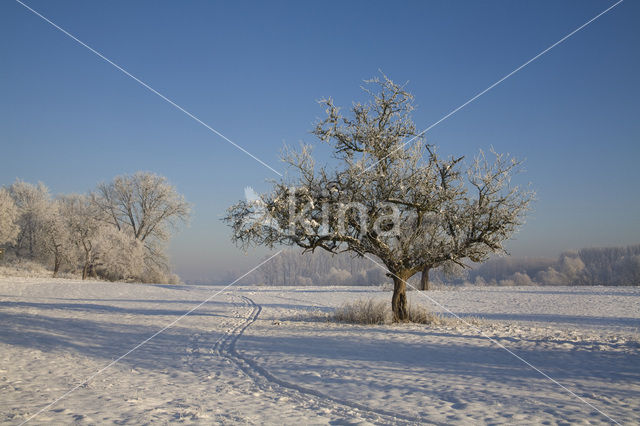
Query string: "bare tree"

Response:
xmin=57 ymin=194 xmax=147 ymax=281
xmin=7 ymin=182 xmax=76 ymax=276
xmin=59 ymin=194 xmax=103 ymax=280
xmin=93 ymin=172 xmax=190 ymax=273
xmin=94 ymin=172 xmax=190 ymax=241
xmin=38 ymin=199 xmax=74 ymax=277
xmin=225 ymin=75 xmax=533 ymax=321
xmin=1 ymin=173 xmax=187 ymax=282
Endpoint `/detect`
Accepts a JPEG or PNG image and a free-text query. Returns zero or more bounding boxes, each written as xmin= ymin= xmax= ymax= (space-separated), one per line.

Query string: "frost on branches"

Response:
xmin=225 ymin=75 xmax=534 ymax=322
xmin=1 ymin=173 xmax=189 ymax=284
xmin=0 ymin=188 xmax=20 ymax=246
xmin=93 ymin=172 xmax=190 ymax=281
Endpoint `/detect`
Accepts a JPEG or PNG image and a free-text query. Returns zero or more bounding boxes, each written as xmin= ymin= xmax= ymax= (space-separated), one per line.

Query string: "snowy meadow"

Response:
xmin=1 ymin=278 xmax=638 ymax=424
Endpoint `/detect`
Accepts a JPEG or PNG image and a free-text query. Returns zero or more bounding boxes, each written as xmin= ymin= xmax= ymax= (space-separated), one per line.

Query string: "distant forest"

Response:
xmin=245 ymin=244 xmax=640 ymax=287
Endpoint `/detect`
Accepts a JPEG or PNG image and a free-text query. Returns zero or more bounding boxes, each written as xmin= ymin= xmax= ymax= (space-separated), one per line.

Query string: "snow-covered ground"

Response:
xmin=1 ymin=279 xmax=638 ymax=425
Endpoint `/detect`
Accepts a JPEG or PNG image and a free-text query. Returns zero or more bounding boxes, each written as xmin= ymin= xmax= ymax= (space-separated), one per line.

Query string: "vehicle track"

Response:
xmin=210 ymin=294 xmax=434 ymax=425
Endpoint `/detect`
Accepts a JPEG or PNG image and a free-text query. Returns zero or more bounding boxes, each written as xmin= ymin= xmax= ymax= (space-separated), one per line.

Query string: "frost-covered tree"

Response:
xmin=57 ymin=194 xmax=146 ymax=281
xmin=0 ymin=188 xmax=20 ymax=246
xmin=92 ymin=226 xmax=145 ymax=281
xmin=37 ymin=199 xmax=75 ymax=277
xmin=225 ymin=75 xmax=533 ymax=321
xmin=1 ymin=174 xmax=187 ymax=282
xmin=59 ymin=194 xmax=104 ymax=279
xmin=92 ymin=172 xmax=190 ymax=275
xmin=8 ymin=182 xmax=75 ymax=275
xmin=536 ymin=245 xmax=640 ymax=286
xmin=7 ymin=180 xmax=50 ymax=258
xmin=93 ymin=172 xmax=190 ymax=243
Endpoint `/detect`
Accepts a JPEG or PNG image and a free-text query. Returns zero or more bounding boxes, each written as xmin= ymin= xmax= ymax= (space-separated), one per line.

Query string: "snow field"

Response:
xmin=1 ymin=279 xmax=638 ymax=424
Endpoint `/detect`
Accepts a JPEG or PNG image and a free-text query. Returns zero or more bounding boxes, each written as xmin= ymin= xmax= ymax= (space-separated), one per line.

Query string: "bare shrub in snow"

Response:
xmin=138 ymin=268 xmax=182 ymax=285
xmin=334 ymin=299 xmax=390 ymax=325
xmin=405 ymin=304 xmax=447 ymax=325
xmin=334 ymin=298 xmax=456 ymax=326
xmin=0 ymin=254 xmax=51 ymax=278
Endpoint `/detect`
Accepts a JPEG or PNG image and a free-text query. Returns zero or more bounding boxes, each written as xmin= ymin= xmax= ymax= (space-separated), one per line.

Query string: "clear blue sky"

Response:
xmin=2 ymin=0 xmax=639 ymax=282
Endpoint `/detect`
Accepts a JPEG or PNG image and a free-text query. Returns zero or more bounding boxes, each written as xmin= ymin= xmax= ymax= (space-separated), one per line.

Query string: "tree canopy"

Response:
xmin=225 ymin=75 xmax=534 ymax=321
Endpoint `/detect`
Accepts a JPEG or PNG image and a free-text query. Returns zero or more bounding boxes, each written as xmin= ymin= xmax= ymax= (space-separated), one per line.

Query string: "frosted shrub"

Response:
xmin=0 ymin=188 xmax=20 ymax=245
xmin=334 ymin=298 xmax=454 ymax=326
xmin=93 ymin=227 xmax=145 ymax=282
xmin=0 ymin=254 xmax=61 ymax=279
xmin=334 ymin=299 xmax=390 ymax=325
xmin=406 ymin=304 xmax=446 ymax=325
xmin=138 ymin=268 xmax=182 ymax=285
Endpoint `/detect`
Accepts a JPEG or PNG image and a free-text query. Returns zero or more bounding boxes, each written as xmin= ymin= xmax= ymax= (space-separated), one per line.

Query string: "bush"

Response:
xmin=334 ymin=298 xmax=468 ymax=326
xmin=334 ymin=299 xmax=390 ymax=324
xmin=138 ymin=267 xmax=183 ymax=285
xmin=0 ymin=253 xmax=77 ymax=279
xmin=406 ymin=303 xmax=447 ymax=325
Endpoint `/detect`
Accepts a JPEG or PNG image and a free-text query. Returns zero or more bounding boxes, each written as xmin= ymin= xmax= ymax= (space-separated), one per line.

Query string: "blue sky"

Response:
xmin=1 ymin=0 xmax=639 ymax=282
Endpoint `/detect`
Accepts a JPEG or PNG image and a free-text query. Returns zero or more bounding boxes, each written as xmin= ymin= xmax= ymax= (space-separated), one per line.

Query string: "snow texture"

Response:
xmin=1 ymin=279 xmax=638 ymax=424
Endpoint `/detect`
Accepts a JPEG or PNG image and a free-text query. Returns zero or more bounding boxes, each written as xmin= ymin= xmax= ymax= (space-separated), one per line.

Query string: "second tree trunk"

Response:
xmin=420 ymin=266 xmax=430 ymax=291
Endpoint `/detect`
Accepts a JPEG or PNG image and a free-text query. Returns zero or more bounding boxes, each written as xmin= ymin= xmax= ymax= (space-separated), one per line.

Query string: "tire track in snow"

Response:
xmin=183 ymin=295 xmax=243 ymax=376
xmin=212 ymin=294 xmax=435 ymax=425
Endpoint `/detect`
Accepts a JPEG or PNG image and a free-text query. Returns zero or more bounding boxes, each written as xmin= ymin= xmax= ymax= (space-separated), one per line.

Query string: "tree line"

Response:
xmin=255 ymin=249 xmax=389 ymax=287
xmin=0 ymin=172 xmax=190 ymax=283
xmin=248 ymin=244 xmax=639 ymax=287
xmin=471 ymin=245 xmax=640 ymax=287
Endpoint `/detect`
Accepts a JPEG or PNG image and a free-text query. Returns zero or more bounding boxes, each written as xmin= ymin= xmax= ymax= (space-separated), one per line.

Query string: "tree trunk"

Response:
xmin=391 ymin=270 xmax=411 ymax=322
xmin=81 ymin=241 xmax=90 ymax=280
xmin=420 ymin=266 xmax=430 ymax=291
xmin=82 ymin=251 xmax=89 ymax=280
xmin=52 ymin=255 xmax=60 ymax=278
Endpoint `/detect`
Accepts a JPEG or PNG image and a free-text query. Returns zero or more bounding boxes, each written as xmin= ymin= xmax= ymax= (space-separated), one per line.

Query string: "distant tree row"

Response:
xmin=249 ymin=244 xmax=640 ymax=287
xmin=460 ymin=246 xmax=639 ymax=286
xmin=0 ymin=172 xmax=190 ymax=283
xmin=256 ymin=249 xmax=388 ymax=287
